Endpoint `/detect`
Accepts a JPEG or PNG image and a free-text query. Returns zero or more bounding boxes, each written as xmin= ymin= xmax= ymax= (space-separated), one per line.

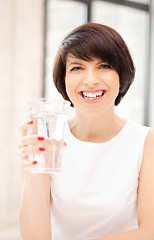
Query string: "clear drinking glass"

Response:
xmin=25 ymin=98 xmax=70 ymax=173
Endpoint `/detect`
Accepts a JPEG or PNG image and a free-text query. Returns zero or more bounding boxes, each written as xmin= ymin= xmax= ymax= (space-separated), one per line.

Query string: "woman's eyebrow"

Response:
xmin=67 ymin=61 xmax=83 ymax=67
xmin=97 ymin=59 xmax=108 ymax=64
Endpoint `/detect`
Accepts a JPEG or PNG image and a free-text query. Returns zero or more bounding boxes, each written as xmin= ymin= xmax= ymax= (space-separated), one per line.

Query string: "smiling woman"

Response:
xmin=18 ymin=23 xmax=154 ymax=240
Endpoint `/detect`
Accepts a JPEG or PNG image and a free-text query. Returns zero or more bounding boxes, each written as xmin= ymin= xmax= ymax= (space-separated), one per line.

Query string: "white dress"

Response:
xmin=50 ymin=120 xmax=150 ymax=240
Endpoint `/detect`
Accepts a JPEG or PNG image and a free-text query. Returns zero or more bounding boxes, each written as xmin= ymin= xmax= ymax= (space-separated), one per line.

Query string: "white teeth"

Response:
xmin=82 ymin=91 xmax=104 ymax=99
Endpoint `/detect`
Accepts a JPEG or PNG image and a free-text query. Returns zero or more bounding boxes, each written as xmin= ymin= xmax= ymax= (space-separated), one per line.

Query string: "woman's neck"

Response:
xmin=69 ymin=108 xmax=126 ymax=143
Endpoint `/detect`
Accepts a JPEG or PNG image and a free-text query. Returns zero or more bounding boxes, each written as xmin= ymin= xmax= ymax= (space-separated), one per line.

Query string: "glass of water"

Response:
xmin=25 ymin=98 xmax=70 ymax=173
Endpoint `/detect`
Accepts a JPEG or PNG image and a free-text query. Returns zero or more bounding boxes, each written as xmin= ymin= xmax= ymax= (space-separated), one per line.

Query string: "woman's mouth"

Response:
xmin=79 ymin=90 xmax=107 ymax=103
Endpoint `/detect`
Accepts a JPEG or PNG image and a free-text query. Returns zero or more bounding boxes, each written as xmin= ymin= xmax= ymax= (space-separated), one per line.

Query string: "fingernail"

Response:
xmin=39 ymin=147 xmax=45 ymax=151
xmin=28 ymin=120 xmax=33 ymax=124
xmin=64 ymin=141 xmax=67 ymax=146
xmin=38 ymin=136 xmax=44 ymax=141
xmin=33 ymin=161 xmax=37 ymax=164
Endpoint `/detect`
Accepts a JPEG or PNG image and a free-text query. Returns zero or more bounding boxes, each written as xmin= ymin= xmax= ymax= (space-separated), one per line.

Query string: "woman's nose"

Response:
xmin=82 ymin=69 xmax=100 ymax=86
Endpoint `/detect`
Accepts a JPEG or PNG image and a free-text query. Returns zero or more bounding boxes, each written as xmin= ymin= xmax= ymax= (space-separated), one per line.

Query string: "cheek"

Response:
xmin=106 ymin=73 xmax=120 ymax=97
xmin=115 ymin=76 xmax=120 ymax=92
xmin=65 ymin=76 xmax=70 ymax=92
xmin=113 ymin=80 xmax=120 ymax=97
xmin=105 ymin=72 xmax=119 ymax=87
xmin=65 ymin=77 xmax=75 ymax=100
xmin=111 ymin=72 xmax=120 ymax=88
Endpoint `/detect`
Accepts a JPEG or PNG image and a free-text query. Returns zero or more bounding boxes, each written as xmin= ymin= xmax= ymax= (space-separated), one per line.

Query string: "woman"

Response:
xmin=18 ymin=23 xmax=154 ymax=240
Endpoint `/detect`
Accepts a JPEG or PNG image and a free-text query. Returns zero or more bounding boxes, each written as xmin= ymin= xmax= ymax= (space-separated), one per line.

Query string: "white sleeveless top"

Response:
xmin=50 ymin=120 xmax=150 ymax=240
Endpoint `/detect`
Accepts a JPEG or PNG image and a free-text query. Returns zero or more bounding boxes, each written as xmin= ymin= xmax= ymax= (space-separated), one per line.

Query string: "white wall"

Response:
xmin=149 ymin=0 xmax=154 ymax=127
xmin=0 ymin=0 xmax=44 ymax=239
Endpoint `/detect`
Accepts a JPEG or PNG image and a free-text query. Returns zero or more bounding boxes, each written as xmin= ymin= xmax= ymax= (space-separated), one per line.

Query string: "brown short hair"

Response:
xmin=53 ymin=22 xmax=135 ymax=106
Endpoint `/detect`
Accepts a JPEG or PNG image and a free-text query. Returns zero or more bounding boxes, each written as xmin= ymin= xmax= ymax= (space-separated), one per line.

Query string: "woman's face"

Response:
xmin=65 ymin=54 xmax=120 ymax=115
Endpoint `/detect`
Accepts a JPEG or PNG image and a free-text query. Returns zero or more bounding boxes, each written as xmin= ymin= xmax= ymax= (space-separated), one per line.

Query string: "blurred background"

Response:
xmin=0 ymin=0 xmax=154 ymax=239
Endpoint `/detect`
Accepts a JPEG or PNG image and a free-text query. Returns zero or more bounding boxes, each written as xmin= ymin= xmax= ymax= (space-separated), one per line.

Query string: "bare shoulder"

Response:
xmin=137 ymin=128 xmax=154 ymax=233
xmin=143 ymin=128 xmax=154 ymax=159
xmin=145 ymin=127 xmax=154 ymax=143
xmin=140 ymin=127 xmax=154 ymax=177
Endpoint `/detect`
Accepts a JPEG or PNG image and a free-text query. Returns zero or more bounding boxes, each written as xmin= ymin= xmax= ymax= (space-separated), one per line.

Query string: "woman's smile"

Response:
xmin=79 ymin=89 xmax=107 ymax=103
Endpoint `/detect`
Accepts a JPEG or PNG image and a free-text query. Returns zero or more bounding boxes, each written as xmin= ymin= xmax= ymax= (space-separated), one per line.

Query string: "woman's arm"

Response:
xmin=18 ymin=120 xmax=52 ymax=240
xmin=93 ymin=228 xmax=150 ymax=240
xmin=19 ymin=172 xmax=52 ymax=240
xmin=93 ymin=129 xmax=154 ymax=240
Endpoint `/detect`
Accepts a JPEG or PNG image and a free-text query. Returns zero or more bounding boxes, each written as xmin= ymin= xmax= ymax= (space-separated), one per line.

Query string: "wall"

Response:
xmin=149 ymin=0 xmax=154 ymax=127
xmin=0 ymin=0 xmax=45 ymax=239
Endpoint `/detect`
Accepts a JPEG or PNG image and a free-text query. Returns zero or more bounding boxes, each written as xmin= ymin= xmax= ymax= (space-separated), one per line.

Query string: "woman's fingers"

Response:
xmin=19 ymin=120 xmax=34 ymax=136
xmin=19 ymin=145 xmax=40 ymax=159
xmin=18 ymin=126 xmax=67 ymax=169
xmin=18 ymin=134 xmax=67 ymax=151
xmin=18 ymin=135 xmax=46 ymax=165
xmin=18 ymin=135 xmax=42 ymax=148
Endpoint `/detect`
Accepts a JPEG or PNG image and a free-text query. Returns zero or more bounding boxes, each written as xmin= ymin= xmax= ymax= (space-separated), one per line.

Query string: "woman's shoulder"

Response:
xmin=137 ymin=127 xmax=154 ymax=233
xmin=139 ymin=127 xmax=154 ymax=171
xmin=144 ymin=127 xmax=154 ymax=148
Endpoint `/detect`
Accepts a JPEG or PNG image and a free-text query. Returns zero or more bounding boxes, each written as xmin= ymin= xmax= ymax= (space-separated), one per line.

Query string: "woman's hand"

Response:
xmin=18 ymin=119 xmax=66 ymax=175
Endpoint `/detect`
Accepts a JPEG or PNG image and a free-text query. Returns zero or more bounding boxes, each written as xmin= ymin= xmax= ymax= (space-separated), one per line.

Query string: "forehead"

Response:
xmin=66 ymin=54 xmax=85 ymax=64
xmin=66 ymin=54 xmax=102 ymax=66
xmin=66 ymin=54 xmax=78 ymax=62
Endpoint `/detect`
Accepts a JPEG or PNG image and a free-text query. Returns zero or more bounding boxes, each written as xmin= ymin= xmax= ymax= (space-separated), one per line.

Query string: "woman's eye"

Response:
xmin=71 ymin=66 xmax=82 ymax=71
xmin=99 ymin=64 xmax=111 ymax=69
